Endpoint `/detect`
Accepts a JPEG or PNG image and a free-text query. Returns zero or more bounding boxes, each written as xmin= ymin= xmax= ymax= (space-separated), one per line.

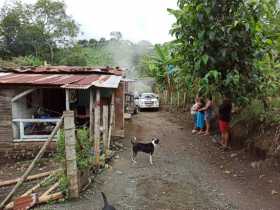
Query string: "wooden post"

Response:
xmin=102 ymin=105 xmax=109 ymax=159
xmin=89 ymin=88 xmax=94 ymax=144
xmin=170 ymin=92 xmax=173 ymax=112
xmin=108 ymin=91 xmax=115 ymax=154
xmin=65 ymin=89 xmax=70 ymax=111
xmin=63 ymin=111 xmax=79 ymax=199
xmin=177 ymin=92 xmax=180 ymax=108
xmin=0 ymin=117 xmax=63 ymax=209
xmin=94 ymin=89 xmax=101 ymax=167
xmin=183 ymin=92 xmax=187 ymax=109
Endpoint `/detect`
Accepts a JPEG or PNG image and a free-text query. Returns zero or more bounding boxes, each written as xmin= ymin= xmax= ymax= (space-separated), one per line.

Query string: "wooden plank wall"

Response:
xmin=0 ymin=89 xmax=14 ymax=144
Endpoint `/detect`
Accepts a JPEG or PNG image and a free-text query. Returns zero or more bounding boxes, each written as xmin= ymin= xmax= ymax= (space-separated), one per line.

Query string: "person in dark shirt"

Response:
xmin=218 ymin=96 xmax=232 ymax=148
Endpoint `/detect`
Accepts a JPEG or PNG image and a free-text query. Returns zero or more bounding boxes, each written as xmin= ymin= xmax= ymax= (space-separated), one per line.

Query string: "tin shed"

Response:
xmin=0 ymin=66 xmax=125 ymax=158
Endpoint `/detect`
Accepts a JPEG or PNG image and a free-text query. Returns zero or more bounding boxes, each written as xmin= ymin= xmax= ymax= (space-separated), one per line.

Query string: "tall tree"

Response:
xmin=110 ymin=31 xmax=122 ymax=41
xmin=0 ymin=0 xmax=79 ymax=62
xmin=168 ymin=0 xmax=274 ymax=104
xmin=32 ymin=0 xmax=79 ymax=62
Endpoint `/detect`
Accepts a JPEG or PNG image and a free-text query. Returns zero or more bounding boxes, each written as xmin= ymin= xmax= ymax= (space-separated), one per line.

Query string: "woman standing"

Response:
xmin=218 ymin=96 xmax=232 ymax=149
xmin=198 ymin=95 xmax=213 ymax=136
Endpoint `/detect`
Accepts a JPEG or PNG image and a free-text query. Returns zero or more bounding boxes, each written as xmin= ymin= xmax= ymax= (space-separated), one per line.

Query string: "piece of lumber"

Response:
xmin=0 ymin=169 xmax=61 ymax=188
xmin=0 ymin=117 xmax=64 ymax=209
xmin=89 ymin=88 xmax=94 ymax=144
xmin=65 ymin=89 xmax=70 ymax=111
xmin=11 ymin=89 xmax=36 ymax=103
xmin=40 ymin=182 xmax=60 ymax=198
xmin=37 ymin=192 xmax=63 ymax=204
xmin=94 ymin=89 xmax=101 ymax=166
xmin=107 ymin=91 xmax=115 ymax=155
xmin=6 ymin=192 xmax=64 ymax=210
xmin=103 ymin=105 xmax=109 ymax=158
xmin=4 ymin=176 xmax=53 ymax=210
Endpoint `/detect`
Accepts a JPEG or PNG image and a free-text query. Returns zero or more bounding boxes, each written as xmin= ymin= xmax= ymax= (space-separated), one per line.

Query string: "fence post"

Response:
xmin=108 ymin=92 xmax=115 ymax=155
xmin=183 ymin=92 xmax=187 ymax=110
xmin=94 ymin=89 xmax=101 ymax=167
xmin=89 ymin=88 xmax=94 ymax=144
xmin=177 ymin=92 xmax=180 ymax=109
xmin=63 ymin=111 xmax=79 ymax=199
xmin=103 ymin=105 xmax=109 ymax=159
xmin=170 ymin=92 xmax=173 ymax=112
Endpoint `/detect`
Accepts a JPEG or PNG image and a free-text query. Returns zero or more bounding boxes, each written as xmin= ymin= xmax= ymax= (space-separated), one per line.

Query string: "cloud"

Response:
xmin=66 ymin=0 xmax=177 ymax=43
xmin=0 ymin=0 xmax=177 ymax=43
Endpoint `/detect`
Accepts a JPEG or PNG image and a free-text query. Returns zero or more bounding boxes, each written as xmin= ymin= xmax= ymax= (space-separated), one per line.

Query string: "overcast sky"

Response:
xmin=0 ymin=0 xmax=177 ymax=44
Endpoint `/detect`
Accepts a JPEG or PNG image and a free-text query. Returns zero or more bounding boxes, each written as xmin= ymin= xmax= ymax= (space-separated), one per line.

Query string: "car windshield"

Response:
xmin=140 ymin=93 xmax=156 ymax=99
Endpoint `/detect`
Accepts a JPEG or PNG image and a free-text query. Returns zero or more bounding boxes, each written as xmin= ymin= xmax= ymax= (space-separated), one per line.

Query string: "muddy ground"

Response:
xmin=0 ymin=158 xmax=59 ymax=202
xmin=18 ymin=111 xmax=280 ymax=209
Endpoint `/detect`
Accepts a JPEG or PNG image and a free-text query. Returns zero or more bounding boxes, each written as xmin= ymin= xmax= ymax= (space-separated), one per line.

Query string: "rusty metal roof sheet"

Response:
xmin=7 ymin=66 xmax=123 ymax=76
xmin=0 ymin=73 xmax=121 ymax=89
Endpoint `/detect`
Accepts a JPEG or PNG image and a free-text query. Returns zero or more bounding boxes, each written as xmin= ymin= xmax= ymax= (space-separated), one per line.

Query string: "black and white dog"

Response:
xmin=101 ymin=192 xmax=116 ymax=210
xmin=131 ymin=136 xmax=160 ymax=165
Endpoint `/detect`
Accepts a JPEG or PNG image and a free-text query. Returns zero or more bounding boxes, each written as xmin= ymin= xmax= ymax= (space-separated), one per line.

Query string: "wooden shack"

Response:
xmin=0 ymin=66 xmax=125 ymax=159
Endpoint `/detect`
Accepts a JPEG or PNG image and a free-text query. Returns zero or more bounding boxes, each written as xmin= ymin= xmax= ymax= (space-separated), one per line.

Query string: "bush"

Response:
xmin=56 ymin=128 xmax=93 ymax=170
xmin=12 ymin=56 xmax=44 ymax=66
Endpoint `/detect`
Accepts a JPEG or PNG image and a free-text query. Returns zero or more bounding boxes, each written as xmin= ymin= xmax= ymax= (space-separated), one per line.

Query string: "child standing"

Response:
xmin=196 ymin=98 xmax=205 ymax=134
xmin=191 ymin=95 xmax=200 ymax=134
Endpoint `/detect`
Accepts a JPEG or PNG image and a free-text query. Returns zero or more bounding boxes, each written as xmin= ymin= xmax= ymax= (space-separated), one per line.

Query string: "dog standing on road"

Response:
xmin=131 ymin=136 xmax=160 ymax=165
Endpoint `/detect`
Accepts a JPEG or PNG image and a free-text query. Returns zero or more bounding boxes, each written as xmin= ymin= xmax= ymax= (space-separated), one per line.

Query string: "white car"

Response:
xmin=135 ymin=93 xmax=160 ymax=111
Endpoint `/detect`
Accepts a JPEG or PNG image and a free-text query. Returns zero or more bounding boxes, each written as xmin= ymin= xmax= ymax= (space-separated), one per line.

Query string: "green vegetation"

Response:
xmin=56 ymin=128 xmax=93 ymax=197
xmin=143 ymin=0 xmax=280 ymax=125
xmin=57 ymin=128 xmax=93 ymax=170
xmin=0 ymin=0 xmax=153 ymax=75
xmin=0 ymin=0 xmax=78 ymax=63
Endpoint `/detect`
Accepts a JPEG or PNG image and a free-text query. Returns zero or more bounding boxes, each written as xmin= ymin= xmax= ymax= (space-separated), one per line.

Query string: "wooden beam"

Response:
xmin=4 ymin=175 xmax=53 ymax=210
xmin=94 ymin=88 xmax=101 ymax=167
xmin=37 ymin=192 xmax=63 ymax=205
xmin=107 ymin=91 xmax=115 ymax=154
xmin=177 ymin=92 xmax=180 ymax=108
xmin=65 ymin=89 xmax=70 ymax=111
xmin=183 ymin=92 xmax=187 ymax=108
xmin=89 ymin=88 xmax=94 ymax=144
xmin=102 ymin=105 xmax=109 ymax=159
xmin=0 ymin=117 xmax=64 ymax=209
xmin=5 ymin=192 xmax=64 ymax=209
xmin=0 ymin=170 xmax=61 ymax=188
xmin=11 ymin=89 xmax=36 ymax=103
xmin=40 ymin=182 xmax=60 ymax=198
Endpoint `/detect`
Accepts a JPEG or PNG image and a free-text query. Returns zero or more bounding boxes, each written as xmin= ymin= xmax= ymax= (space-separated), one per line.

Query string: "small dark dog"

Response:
xmin=101 ymin=192 xmax=116 ymax=210
xmin=131 ymin=136 xmax=160 ymax=165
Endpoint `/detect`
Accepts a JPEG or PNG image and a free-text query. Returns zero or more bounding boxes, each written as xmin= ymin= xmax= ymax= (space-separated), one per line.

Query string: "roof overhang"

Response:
xmin=0 ymin=73 xmax=122 ymax=89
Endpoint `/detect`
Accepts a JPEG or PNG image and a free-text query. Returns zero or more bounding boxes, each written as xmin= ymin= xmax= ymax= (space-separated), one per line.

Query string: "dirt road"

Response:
xmin=37 ymin=111 xmax=280 ymax=210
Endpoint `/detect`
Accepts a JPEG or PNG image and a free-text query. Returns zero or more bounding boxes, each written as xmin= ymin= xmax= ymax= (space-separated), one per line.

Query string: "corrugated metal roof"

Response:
xmin=0 ymin=73 xmax=121 ymax=89
xmin=7 ymin=66 xmax=123 ymax=76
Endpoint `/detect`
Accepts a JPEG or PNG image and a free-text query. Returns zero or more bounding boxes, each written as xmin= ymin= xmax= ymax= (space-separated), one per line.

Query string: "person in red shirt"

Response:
xmin=218 ymin=96 xmax=232 ymax=149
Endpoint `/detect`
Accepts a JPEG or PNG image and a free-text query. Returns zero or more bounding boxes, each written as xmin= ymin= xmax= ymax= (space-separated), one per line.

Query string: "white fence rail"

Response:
xmin=13 ymin=118 xmax=60 ymax=140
